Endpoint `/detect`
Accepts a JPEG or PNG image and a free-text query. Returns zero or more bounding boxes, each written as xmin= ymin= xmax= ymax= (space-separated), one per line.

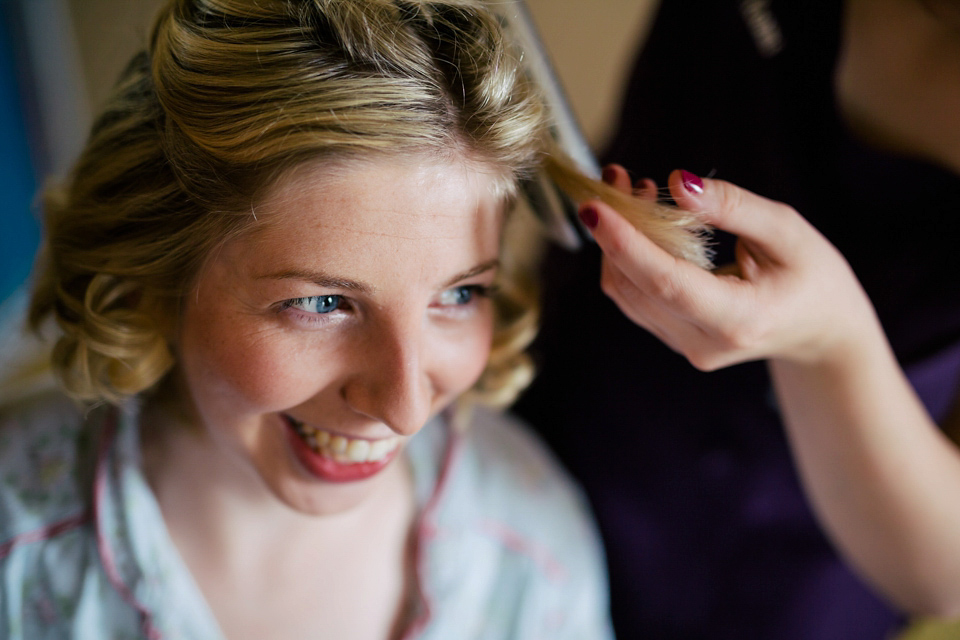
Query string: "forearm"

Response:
xmin=770 ymin=320 xmax=960 ymax=616
xmin=586 ymin=169 xmax=960 ymax=613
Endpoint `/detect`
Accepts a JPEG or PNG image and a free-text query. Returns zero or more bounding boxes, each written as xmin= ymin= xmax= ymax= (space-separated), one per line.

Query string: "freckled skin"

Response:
xmin=170 ymin=156 xmax=504 ymax=516
xmin=140 ymin=156 xmax=507 ymax=640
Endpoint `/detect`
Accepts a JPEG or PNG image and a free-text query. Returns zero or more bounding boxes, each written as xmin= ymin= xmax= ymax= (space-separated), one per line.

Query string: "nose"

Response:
xmin=342 ymin=317 xmax=433 ymax=437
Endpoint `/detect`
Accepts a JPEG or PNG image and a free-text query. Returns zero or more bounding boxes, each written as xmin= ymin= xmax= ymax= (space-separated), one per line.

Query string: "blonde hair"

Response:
xmin=29 ymin=0 xmax=708 ymax=408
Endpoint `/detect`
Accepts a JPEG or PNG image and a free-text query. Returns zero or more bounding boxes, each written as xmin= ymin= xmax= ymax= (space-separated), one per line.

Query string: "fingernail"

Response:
xmin=680 ymin=170 xmax=704 ymax=194
xmin=601 ymin=166 xmax=618 ymax=185
xmin=578 ymin=205 xmax=599 ymax=230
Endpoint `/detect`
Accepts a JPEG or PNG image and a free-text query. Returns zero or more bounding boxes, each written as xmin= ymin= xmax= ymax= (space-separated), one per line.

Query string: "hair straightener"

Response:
xmin=491 ymin=0 xmax=601 ymax=250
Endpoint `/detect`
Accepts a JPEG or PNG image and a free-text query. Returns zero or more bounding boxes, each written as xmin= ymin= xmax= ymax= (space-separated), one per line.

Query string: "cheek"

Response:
xmin=437 ymin=313 xmax=495 ymax=395
xmin=179 ymin=308 xmax=328 ymax=414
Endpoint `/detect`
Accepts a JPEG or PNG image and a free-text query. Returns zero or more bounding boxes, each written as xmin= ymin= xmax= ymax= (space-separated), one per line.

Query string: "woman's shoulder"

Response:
xmin=0 ymin=392 xmax=93 ymax=545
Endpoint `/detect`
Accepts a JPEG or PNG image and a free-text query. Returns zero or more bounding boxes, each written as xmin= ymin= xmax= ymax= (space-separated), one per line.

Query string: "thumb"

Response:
xmin=668 ymin=169 xmax=805 ymax=264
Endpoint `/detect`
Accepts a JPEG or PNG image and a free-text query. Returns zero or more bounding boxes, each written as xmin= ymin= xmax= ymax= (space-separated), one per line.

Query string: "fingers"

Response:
xmin=601 ymin=258 xmax=752 ymax=372
xmin=601 ymin=164 xmax=633 ymax=194
xmin=579 ymin=197 xmax=734 ymax=320
xmin=602 ymin=164 xmax=658 ymax=201
xmin=584 ymin=167 xmax=861 ymax=369
xmin=634 ymin=177 xmax=658 ymax=201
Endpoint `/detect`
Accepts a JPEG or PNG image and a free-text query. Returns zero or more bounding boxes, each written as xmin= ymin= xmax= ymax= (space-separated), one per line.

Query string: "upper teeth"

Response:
xmin=289 ymin=417 xmax=401 ymax=464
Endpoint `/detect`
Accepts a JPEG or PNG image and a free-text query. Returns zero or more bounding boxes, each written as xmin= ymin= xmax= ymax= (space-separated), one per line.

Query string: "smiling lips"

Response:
xmin=283 ymin=415 xmax=403 ymax=483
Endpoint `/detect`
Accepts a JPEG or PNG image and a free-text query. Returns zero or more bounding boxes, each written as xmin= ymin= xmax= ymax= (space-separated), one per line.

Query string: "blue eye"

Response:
xmin=438 ymin=285 xmax=488 ymax=307
xmin=288 ymin=295 xmax=341 ymax=314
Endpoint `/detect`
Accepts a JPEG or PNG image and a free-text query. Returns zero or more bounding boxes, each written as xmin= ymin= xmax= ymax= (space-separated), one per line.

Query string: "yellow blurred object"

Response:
xmin=898 ymin=618 xmax=960 ymax=640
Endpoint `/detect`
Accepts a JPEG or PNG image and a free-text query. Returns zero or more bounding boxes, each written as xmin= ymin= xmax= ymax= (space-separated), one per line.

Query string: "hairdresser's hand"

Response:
xmin=582 ymin=166 xmax=880 ymax=370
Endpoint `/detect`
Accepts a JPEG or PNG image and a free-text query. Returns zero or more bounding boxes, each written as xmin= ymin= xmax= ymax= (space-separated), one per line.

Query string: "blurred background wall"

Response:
xmin=0 ymin=6 xmax=38 ymax=303
xmin=0 ymin=0 xmax=659 ymax=303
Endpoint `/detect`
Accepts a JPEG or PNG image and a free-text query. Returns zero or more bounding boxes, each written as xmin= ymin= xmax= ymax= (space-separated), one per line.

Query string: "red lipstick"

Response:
xmin=283 ymin=417 xmax=400 ymax=483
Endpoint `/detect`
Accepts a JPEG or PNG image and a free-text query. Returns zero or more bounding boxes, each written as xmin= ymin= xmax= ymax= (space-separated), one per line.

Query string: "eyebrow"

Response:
xmin=256 ymin=270 xmax=371 ymax=293
xmin=257 ymin=258 xmax=500 ymax=292
xmin=442 ymin=259 xmax=501 ymax=288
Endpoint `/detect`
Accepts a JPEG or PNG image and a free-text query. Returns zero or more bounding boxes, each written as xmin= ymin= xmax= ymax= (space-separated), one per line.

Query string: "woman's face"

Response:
xmin=175 ymin=156 xmax=504 ymax=515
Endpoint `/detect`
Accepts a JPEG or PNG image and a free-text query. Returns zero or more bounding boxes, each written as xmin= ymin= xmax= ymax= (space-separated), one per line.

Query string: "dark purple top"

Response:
xmin=514 ymin=1 xmax=960 ymax=638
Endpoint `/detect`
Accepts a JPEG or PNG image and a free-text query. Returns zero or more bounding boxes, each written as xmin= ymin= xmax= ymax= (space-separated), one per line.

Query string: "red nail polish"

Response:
xmin=579 ymin=205 xmax=599 ymax=230
xmin=680 ymin=170 xmax=704 ymax=194
xmin=602 ymin=166 xmax=617 ymax=185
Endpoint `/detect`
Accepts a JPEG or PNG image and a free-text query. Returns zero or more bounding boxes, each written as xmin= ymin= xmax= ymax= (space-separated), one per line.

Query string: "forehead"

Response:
xmin=219 ymin=155 xmax=508 ymax=283
xmin=256 ymin=155 xmax=507 ymax=237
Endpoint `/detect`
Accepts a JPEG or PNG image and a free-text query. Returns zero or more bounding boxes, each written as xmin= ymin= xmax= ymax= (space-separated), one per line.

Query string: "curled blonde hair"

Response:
xmin=29 ymin=0 xmax=708 ymax=408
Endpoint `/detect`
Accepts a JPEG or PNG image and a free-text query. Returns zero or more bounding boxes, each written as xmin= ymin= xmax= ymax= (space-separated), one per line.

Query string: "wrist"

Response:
xmin=778 ymin=304 xmax=889 ymax=372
